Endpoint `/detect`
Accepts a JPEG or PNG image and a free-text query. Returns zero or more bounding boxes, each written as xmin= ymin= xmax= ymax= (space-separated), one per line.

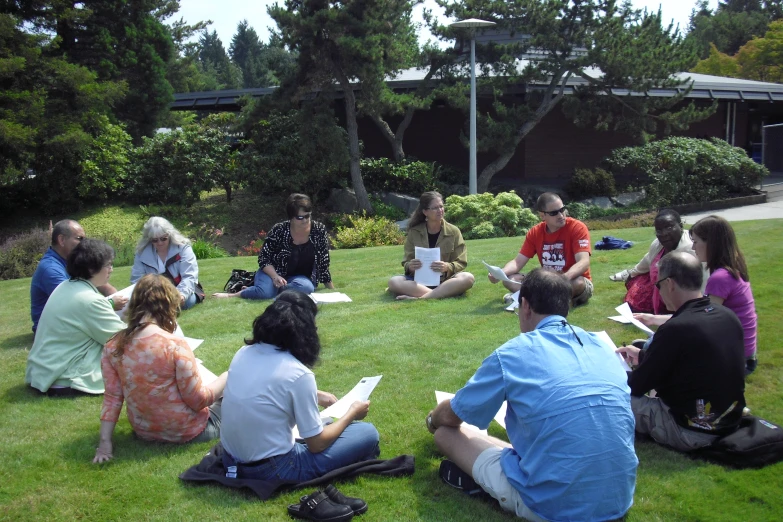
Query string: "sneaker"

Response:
xmin=503 ymin=292 xmax=515 ymax=305
xmin=439 ymin=460 xmax=487 ymax=497
xmin=609 ymin=269 xmax=630 ymax=282
xmin=324 ymin=484 xmax=368 ymax=516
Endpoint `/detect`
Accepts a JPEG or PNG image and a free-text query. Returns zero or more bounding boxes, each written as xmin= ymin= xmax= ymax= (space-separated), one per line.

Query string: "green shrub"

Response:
xmin=361 ymin=158 xmax=441 ymax=195
xmin=565 ymin=202 xmax=648 ymax=221
xmin=333 ymin=214 xmax=405 ymax=249
xmin=191 ymin=239 xmax=228 ymax=259
xmin=607 ymin=137 xmax=767 ymax=207
xmin=565 ymin=168 xmax=616 ymax=199
xmin=444 ymin=191 xmax=538 ymax=240
xmin=0 ymin=228 xmax=49 ymax=280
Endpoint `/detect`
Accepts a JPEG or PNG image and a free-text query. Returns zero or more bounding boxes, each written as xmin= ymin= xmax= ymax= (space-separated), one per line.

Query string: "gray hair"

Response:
xmin=52 ymin=219 xmax=80 ymax=245
xmin=136 ymin=216 xmax=190 ymax=254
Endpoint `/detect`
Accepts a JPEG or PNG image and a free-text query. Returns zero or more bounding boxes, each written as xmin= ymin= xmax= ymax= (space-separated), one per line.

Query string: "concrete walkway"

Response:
xmin=682 ymin=176 xmax=783 ymax=223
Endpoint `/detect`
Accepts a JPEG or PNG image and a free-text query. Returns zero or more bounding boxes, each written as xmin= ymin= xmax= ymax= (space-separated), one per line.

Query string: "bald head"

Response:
xmin=51 ymin=219 xmax=85 ymax=258
xmin=658 ymin=251 xmax=703 ymax=291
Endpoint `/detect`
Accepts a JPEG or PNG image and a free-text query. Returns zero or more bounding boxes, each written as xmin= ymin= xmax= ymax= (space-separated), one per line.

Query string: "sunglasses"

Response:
xmin=654 ymin=276 xmax=670 ymax=290
xmin=150 ymin=236 xmax=169 ymax=244
xmin=542 ymin=206 xmax=567 ymax=217
xmin=294 ymin=213 xmax=312 ymax=221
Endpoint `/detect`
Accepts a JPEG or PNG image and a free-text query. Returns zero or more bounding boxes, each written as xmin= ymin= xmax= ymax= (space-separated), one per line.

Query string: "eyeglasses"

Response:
xmin=103 ymin=263 xmax=113 ymax=270
xmin=150 ymin=236 xmax=169 ymax=244
xmin=294 ymin=213 xmax=312 ymax=221
xmin=654 ymin=276 xmax=670 ymax=290
xmin=74 ymin=236 xmax=85 ymax=241
xmin=542 ymin=206 xmax=567 ymax=217
xmin=426 ymin=205 xmax=445 ymax=211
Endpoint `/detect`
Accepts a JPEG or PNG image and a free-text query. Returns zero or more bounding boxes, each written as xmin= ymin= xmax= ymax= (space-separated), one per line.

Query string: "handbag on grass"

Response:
xmin=691 ymin=415 xmax=783 ymax=469
xmin=224 ymin=269 xmax=256 ymax=294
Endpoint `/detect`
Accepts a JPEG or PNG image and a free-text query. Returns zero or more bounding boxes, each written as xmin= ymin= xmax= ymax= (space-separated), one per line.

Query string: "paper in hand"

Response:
xmin=109 ymin=284 xmax=135 ymax=319
xmin=591 ymin=330 xmax=632 ymax=372
xmin=482 ymin=261 xmax=521 ymax=285
xmin=414 ymin=247 xmax=441 ymax=287
xmin=615 ymin=303 xmax=654 ymax=336
xmin=321 ymin=376 xmax=383 ymax=418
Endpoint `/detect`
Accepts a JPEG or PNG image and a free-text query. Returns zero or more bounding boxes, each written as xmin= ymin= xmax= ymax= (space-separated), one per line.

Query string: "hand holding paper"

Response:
xmin=321 ymin=376 xmax=382 ymax=418
xmin=615 ymin=302 xmax=655 ymax=336
xmin=483 ymin=261 xmax=521 ymax=285
xmin=414 ymin=247 xmax=441 ymax=287
xmin=591 ymin=331 xmax=632 ymax=372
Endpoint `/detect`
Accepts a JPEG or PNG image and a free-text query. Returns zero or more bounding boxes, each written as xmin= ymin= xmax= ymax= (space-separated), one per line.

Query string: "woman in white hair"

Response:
xmin=131 ymin=216 xmax=203 ymax=309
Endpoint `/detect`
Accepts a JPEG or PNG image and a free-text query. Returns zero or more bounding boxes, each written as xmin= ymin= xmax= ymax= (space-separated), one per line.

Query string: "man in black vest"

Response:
xmin=617 ymin=251 xmax=746 ymax=452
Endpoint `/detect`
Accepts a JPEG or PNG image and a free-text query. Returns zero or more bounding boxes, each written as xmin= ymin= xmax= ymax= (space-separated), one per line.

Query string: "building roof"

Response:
xmin=170 ymin=67 xmax=783 ymax=111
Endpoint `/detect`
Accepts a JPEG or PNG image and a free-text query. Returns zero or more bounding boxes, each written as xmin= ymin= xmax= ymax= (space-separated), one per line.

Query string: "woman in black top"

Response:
xmin=213 ymin=194 xmax=334 ymax=300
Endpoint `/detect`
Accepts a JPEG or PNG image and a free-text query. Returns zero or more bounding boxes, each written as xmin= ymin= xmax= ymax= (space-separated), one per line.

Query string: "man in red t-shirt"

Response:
xmin=489 ymin=193 xmax=593 ymax=306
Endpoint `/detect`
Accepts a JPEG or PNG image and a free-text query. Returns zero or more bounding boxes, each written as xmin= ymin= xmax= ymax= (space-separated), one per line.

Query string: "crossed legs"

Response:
xmin=388 ymin=272 xmax=475 ymax=300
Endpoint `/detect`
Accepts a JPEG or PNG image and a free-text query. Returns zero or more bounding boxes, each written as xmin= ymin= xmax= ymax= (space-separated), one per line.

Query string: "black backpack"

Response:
xmin=223 ymin=269 xmax=256 ymax=294
xmin=692 ymin=415 xmax=783 ymax=469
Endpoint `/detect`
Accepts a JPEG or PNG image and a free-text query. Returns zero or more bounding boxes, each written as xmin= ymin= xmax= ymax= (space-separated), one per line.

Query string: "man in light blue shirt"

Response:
xmin=426 ymin=268 xmax=637 ymax=521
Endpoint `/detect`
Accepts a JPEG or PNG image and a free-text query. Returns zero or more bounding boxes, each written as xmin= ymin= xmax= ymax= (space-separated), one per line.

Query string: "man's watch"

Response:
xmin=426 ymin=413 xmax=435 ymax=432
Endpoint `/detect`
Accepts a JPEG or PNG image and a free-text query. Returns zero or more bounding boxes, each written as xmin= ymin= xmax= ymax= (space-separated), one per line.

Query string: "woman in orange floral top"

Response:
xmin=93 ymin=274 xmax=227 ymax=463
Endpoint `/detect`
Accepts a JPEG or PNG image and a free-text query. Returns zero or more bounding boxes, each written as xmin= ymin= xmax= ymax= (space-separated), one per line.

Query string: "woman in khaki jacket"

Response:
xmin=388 ymin=191 xmax=475 ymax=300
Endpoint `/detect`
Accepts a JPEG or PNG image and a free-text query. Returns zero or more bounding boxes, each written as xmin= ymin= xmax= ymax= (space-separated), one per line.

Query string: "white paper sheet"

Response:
xmin=320 ymin=376 xmax=383 ymax=418
xmin=435 ymin=391 xmax=487 ymax=434
xmin=608 ymin=315 xmax=632 ymax=324
xmin=591 ymin=330 xmax=632 ymax=372
xmin=109 ymin=284 xmax=135 ymax=319
xmin=505 ymin=290 xmax=520 ymax=312
xmin=482 ymin=260 xmax=522 ymax=285
xmin=184 ymin=337 xmax=204 ymax=351
xmin=310 ymin=292 xmax=352 ymax=304
xmin=414 ymin=247 xmax=441 ymax=287
xmin=615 ymin=302 xmax=655 ymax=336
xmin=196 ymin=360 xmax=218 ymax=385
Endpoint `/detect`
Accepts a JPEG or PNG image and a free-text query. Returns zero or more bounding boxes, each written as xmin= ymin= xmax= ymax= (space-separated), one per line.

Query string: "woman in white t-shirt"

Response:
xmin=220 ymin=290 xmax=380 ymax=481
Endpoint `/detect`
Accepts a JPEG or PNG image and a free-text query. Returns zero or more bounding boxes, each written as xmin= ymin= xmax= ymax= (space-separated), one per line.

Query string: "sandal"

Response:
xmin=438 ymin=460 xmax=486 ymax=497
xmin=609 ymin=269 xmax=630 ymax=282
xmin=287 ymin=491 xmax=354 ymax=521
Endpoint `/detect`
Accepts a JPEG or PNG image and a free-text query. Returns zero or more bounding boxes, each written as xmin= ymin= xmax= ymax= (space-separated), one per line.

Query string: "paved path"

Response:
xmin=682 ymin=177 xmax=783 ymax=224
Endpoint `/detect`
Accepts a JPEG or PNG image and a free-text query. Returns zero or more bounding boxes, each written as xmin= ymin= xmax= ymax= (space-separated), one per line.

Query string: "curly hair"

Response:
xmin=690 ymin=215 xmax=749 ymax=282
xmin=110 ymin=274 xmax=180 ymax=357
xmin=245 ymin=290 xmax=321 ymax=367
xmin=408 ymin=191 xmax=443 ymax=228
xmin=136 ymin=216 xmax=190 ymax=254
xmin=67 ymin=239 xmax=115 ymax=280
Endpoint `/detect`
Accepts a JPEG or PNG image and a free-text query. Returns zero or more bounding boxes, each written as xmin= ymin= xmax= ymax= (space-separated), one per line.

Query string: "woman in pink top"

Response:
xmin=690 ymin=216 xmax=758 ymax=375
xmin=635 ymin=215 xmax=758 ymax=376
xmin=93 ymin=275 xmax=227 ymax=463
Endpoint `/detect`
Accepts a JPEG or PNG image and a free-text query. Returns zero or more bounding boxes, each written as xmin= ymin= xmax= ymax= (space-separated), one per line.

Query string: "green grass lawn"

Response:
xmin=1 ymin=221 xmax=781 ymax=521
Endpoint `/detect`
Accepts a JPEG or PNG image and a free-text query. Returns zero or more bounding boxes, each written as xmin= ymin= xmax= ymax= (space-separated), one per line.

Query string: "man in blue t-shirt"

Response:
xmin=426 ymin=269 xmax=637 ymax=521
xmin=30 ymin=219 xmax=124 ymax=332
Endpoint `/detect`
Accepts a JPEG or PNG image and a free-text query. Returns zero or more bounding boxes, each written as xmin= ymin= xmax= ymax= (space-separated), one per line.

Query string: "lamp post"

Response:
xmin=450 ymin=18 xmax=495 ymax=194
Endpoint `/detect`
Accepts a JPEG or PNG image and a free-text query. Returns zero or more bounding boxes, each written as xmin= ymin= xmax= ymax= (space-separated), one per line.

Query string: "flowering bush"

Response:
xmin=238 ymin=230 xmax=267 ymax=256
xmin=190 ymin=223 xmax=227 ymax=259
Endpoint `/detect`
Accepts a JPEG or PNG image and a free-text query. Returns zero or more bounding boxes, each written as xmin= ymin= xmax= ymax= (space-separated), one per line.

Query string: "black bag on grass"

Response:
xmin=224 ymin=269 xmax=256 ymax=293
xmin=692 ymin=415 xmax=783 ymax=469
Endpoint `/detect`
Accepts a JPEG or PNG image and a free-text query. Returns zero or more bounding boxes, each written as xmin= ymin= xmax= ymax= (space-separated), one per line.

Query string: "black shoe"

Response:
xmin=438 ymin=460 xmax=486 ymax=497
xmin=323 ymin=484 xmax=368 ymax=516
xmin=288 ymin=491 xmax=354 ymax=522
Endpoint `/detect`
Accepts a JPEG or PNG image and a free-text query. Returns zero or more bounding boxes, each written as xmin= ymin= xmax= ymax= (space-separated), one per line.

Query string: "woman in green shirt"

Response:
xmin=26 ymin=239 xmax=126 ymax=396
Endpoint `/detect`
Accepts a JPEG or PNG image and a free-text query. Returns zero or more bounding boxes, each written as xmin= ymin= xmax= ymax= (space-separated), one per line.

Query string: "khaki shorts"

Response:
xmin=472 ymin=447 xmax=546 ymax=522
xmin=632 ymin=395 xmax=718 ymax=452
xmin=573 ymin=277 xmax=594 ymax=306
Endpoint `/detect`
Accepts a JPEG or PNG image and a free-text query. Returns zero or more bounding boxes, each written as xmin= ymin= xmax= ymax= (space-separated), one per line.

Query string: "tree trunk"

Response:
xmin=477 ymin=73 xmax=572 ymax=193
xmin=370 ymin=114 xmax=406 ymax=162
xmin=336 ymin=70 xmax=373 ymax=213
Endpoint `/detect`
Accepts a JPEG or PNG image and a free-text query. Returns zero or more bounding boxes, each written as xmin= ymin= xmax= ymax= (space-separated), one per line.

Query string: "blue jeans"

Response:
xmin=240 ymin=271 xmax=316 ymax=300
xmin=226 ymin=422 xmax=380 ymax=482
xmin=182 ymin=291 xmax=198 ymax=310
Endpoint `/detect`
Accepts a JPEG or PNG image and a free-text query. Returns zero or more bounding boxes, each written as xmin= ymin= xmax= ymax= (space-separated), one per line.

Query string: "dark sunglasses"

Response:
xmin=150 ymin=236 xmax=169 ymax=244
xmin=542 ymin=206 xmax=567 ymax=217
xmin=294 ymin=213 xmax=312 ymax=221
xmin=654 ymin=276 xmax=670 ymax=290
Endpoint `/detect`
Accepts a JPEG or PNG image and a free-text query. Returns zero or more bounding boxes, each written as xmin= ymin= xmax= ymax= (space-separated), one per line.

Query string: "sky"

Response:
xmin=175 ymin=0 xmax=720 ymax=49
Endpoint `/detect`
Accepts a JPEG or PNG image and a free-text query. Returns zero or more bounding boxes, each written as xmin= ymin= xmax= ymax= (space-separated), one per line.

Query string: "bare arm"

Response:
xmin=633 ymin=313 xmax=671 ymax=327
xmin=489 ymin=254 xmax=530 ymax=283
xmin=426 ymin=399 xmax=463 ymax=433
xmin=304 ymin=400 xmax=370 ymax=453
xmin=93 ymin=420 xmax=116 ymax=463
xmin=563 ymin=251 xmax=590 ymax=280
xmin=709 ymin=295 xmax=725 ymax=306
xmin=207 ymin=371 xmax=228 ymax=399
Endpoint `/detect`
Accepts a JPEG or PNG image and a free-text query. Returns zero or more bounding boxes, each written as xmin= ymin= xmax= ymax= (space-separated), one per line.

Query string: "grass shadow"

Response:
xmin=0 ymin=332 xmax=33 ymax=350
xmin=2 ymin=382 xmax=55 ymax=404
